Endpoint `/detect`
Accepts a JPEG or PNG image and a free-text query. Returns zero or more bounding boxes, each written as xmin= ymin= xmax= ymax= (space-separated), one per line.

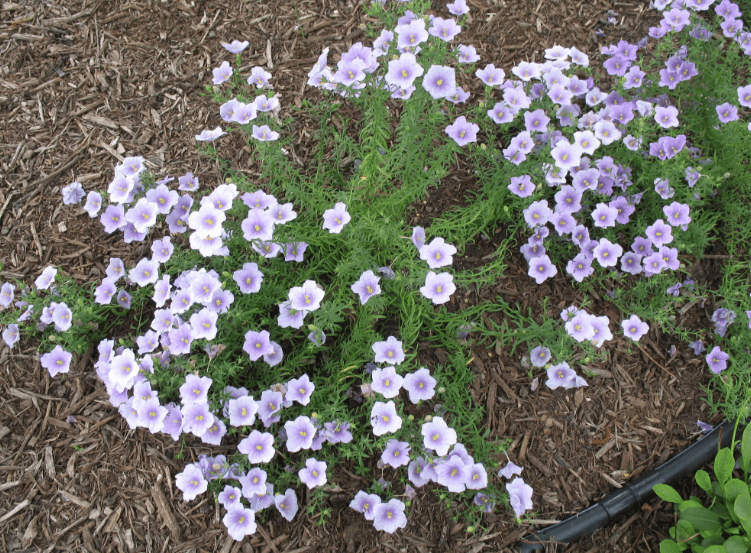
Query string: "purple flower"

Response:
xmin=429 ymin=17 xmax=461 ymax=41
xmin=403 ymin=367 xmax=436 ymax=403
xmin=523 ymin=200 xmax=553 ymax=228
xmin=284 ymin=416 xmax=317 ymax=453
xmin=221 ymin=40 xmax=249 ymax=53
xmin=284 ymin=242 xmax=307 ymax=262
xmin=322 ymin=202 xmax=351 ymax=234
xmin=445 ymin=116 xmax=478 ymax=146
xmin=385 ymin=53 xmax=424 ymax=90
xmin=35 ymin=266 xmax=58 ymax=290
xmin=351 ymin=270 xmax=382 ymax=305
xmin=565 ymin=254 xmax=593 ymax=282
xmin=551 ymin=140 xmax=583 ymax=171
xmin=420 ymin=237 xmax=457 ymax=269
xmin=411 ymin=226 xmax=426 ymax=250
xmin=40 ymin=345 xmax=72 ymax=378
xmin=299 ymin=458 xmax=327 ymax=489
xmin=372 ymin=336 xmax=404 ymax=365
xmin=181 ymin=402 xmax=214 ymax=437
xmin=179 ymin=374 xmax=212 ymax=405
xmin=277 ymin=301 xmax=306 ymax=329
xmin=421 ymin=416 xmax=457 ymax=456
xmin=248 ymin=66 xmax=272 ymax=88
xmin=350 ymin=491 xmax=381 ymax=521
xmin=289 ymin=279 xmax=325 ymax=312
xmin=621 ymin=315 xmax=649 ymax=341
xmin=528 ymin=255 xmax=557 ymax=284
xmin=257 ymin=389 xmax=283 ymax=426
xmin=176 ymin=464 xmax=208 ymax=501
xmin=52 ymin=302 xmax=73 ymax=331
xmin=593 ymin=238 xmax=622 ymax=268
xmin=508 ymin=175 xmax=535 ymax=198
xmin=530 ymin=346 xmax=551 ymax=368
xmin=195 ymin=126 xmax=226 ymax=142
xmin=507 ymin=477 xmax=533 ymax=517
xmin=129 ymin=258 xmax=159 ymax=287
xmin=275 ymin=489 xmax=298 ymax=522
xmin=233 ymin=262 xmax=263 ymax=294
xmin=243 ymin=330 xmax=274 ymax=362
xmin=546 ymin=362 xmax=578 ymax=390
xmin=251 ymin=240 xmax=281 ymax=259
xmin=212 ymin=61 xmax=232 ymax=85
xmin=420 ymin=271 xmax=456 ymax=304
xmin=2 ymin=324 xmax=20 ymax=348
xmin=706 ymin=346 xmax=730 ymax=374
xmin=371 ymin=366 xmax=404 ymax=399
xmin=241 ymin=208 xmax=275 ymax=241
xmin=238 ymin=430 xmax=275 ymax=464
xmin=716 ymin=102 xmax=739 ymax=124
xmin=475 ymin=63 xmax=505 ymax=86
xmin=436 ymin=456 xmax=469 ymax=493
xmin=593 ymin=121 xmax=621 ymax=145
xmin=223 ymin=505 xmax=256 ymax=541
xmin=498 ymin=461 xmax=524 ymax=479
xmin=645 ymin=219 xmax=673 ymax=248
xmin=591 ymin=203 xmax=618 ymax=229
xmin=457 ymin=44 xmax=480 ymax=63
xmin=218 ymin=485 xmax=242 ymax=508
xmin=654 ymin=105 xmax=679 ymax=129
xmin=466 ymin=463 xmax=488 ymax=490
xmin=286 ymin=374 xmax=315 ymax=405
xmin=370 ymin=401 xmax=402 ymax=436
xmin=422 ymin=65 xmax=456 ymax=99
xmin=565 ymin=311 xmax=596 ymax=342
xmin=488 ymin=103 xmax=515 ymax=124
xmin=550 ymin=212 xmax=576 ymax=235
xmin=228 ymin=396 xmax=258 ymax=427
xmin=251 ymin=125 xmax=279 ymax=142
xmin=382 ymin=439 xmax=411 ymax=468
xmin=62 ymin=181 xmax=85 ymax=205
xmin=373 ymin=499 xmax=407 ymax=534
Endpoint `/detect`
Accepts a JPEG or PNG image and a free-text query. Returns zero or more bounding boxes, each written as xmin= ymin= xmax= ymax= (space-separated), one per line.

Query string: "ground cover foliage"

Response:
xmin=0 ymin=0 xmax=750 ymax=551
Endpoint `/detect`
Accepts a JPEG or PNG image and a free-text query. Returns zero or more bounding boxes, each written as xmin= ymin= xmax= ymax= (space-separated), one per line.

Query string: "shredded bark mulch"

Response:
xmin=0 ymin=1 xmax=722 ymax=552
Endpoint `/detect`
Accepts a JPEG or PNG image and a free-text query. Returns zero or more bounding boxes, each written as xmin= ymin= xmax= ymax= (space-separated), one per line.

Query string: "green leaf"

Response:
xmin=742 ymin=424 xmax=751 ymax=474
xmin=701 ymin=546 xmax=726 ymax=553
xmin=734 ymin=494 xmax=751 ymax=536
xmin=723 ymin=536 xmax=748 ymax=553
xmin=656 ymin=484 xmax=685 ymax=504
xmin=714 ymin=448 xmax=735 ymax=487
xmin=660 ymin=539 xmax=686 ymax=553
xmin=696 ymin=470 xmax=714 ymax=495
xmin=681 ymin=506 xmax=722 ymax=531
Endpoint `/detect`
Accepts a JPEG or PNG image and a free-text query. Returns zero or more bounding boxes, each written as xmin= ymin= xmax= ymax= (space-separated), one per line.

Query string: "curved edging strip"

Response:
xmin=515 ymin=419 xmax=734 ymax=552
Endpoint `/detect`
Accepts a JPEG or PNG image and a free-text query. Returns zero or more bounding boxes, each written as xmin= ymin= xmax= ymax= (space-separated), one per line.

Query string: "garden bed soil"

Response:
xmin=0 ymin=0 xmax=725 ymax=551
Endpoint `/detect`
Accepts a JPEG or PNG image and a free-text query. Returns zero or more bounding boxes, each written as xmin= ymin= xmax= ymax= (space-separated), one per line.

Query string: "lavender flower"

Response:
xmin=530 ymin=346 xmax=552 ymax=368
xmin=285 ymin=416 xmax=317 ymax=452
xmin=498 ymin=461 xmax=524 ymax=479
xmin=403 ymin=368 xmax=436 ymax=403
xmin=621 ymin=315 xmax=649 ymax=341
xmin=645 ymin=219 xmax=673 ymax=248
xmin=420 ymin=237 xmax=457 ymax=269
xmin=716 ymin=102 xmax=739 ymax=124
xmin=2 ymin=324 xmax=19 ymax=348
xmin=62 ymin=181 xmax=85 ymax=205
xmin=351 ymin=270 xmax=382 ymax=305
xmin=289 ymin=280 xmax=325 ymax=312
xmin=233 ymin=262 xmax=263 ymax=294
xmin=508 ymin=175 xmax=535 ymax=198
xmin=274 ymin=489 xmax=298 ymax=522
xmin=370 ymin=400 xmax=402 ymax=436
xmin=228 ymin=396 xmax=258 ymax=427
xmin=350 ymin=491 xmax=382 ymax=521
xmin=385 ymin=53 xmax=424 ymax=89
xmin=445 ymin=116 xmax=478 ymax=146
xmin=706 ymin=346 xmax=730 ymax=374
xmin=507 ymin=477 xmax=533 ymax=518
xmin=286 ymin=374 xmax=315 ymax=405
xmin=382 ymin=439 xmax=411 ymax=468
xmin=175 ymin=464 xmax=208 ymax=501
xmin=195 ymin=126 xmax=226 ymax=142
xmin=476 ymin=64 xmax=504 ymax=86
xmin=373 ymin=499 xmax=407 ymax=534
xmin=528 ymin=255 xmax=557 ymax=284
xmin=40 ymin=345 xmax=72 ymax=377
xmin=238 ymin=430 xmax=276 ymax=464
xmin=299 ymin=458 xmax=327 ymax=489
xmin=546 ymin=362 xmax=577 ymax=390
xmin=277 ymin=301 xmax=306 ymax=329
xmin=422 ymin=65 xmax=456 ymax=99
xmin=419 ymin=271 xmax=456 ymax=304
xmin=243 ymin=330 xmax=274 ymax=361
xmin=223 ymin=505 xmax=257 ymax=541
xmin=436 ymin=456 xmax=469 ymax=493
xmin=371 ymin=366 xmax=404 ymax=399
xmin=322 ymin=202 xmax=351 ymax=233
xmin=421 ymin=416 xmax=457 ymax=456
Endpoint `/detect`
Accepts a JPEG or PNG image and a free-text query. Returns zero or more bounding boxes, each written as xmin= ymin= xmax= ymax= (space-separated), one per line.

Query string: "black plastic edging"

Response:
xmin=515 ymin=419 xmax=734 ymax=552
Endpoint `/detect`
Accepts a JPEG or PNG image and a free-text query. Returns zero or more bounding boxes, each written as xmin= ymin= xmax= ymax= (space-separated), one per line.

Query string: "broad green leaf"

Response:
xmin=655 ymin=484 xmax=685 ymax=503
xmin=696 ymin=470 xmax=713 ymax=495
xmin=742 ymin=424 xmax=751 ymax=474
xmin=714 ymin=448 xmax=734 ymax=487
xmin=676 ymin=518 xmax=696 ymax=542
xmin=700 ymin=546 xmax=726 ymax=553
xmin=660 ymin=539 xmax=685 ymax=553
xmin=734 ymin=494 xmax=751 ymax=536
xmin=681 ymin=506 xmax=722 ymax=531
xmin=723 ymin=536 xmax=748 ymax=553
xmin=724 ymin=479 xmax=747 ymax=504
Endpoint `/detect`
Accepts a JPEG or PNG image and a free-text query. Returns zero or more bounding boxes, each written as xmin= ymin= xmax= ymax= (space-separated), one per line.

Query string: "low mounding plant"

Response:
xmin=2 ymin=0 xmax=751 ymax=545
xmin=655 ymin=420 xmax=751 ymax=553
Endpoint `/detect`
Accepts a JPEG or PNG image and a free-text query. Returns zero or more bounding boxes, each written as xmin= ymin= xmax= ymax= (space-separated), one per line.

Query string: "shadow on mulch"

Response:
xmin=0 ymin=1 xmax=725 ymax=552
